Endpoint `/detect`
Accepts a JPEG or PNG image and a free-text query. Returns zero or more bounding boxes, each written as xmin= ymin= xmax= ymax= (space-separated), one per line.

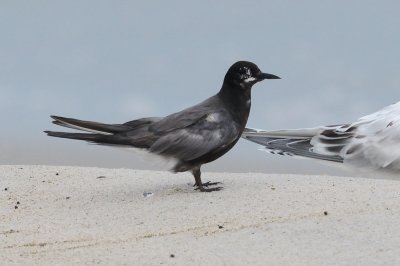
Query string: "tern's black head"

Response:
xmin=224 ymin=61 xmax=280 ymax=89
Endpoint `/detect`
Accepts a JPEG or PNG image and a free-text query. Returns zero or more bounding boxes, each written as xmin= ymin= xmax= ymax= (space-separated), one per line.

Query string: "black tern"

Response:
xmin=45 ymin=61 xmax=280 ymax=192
xmin=242 ymin=102 xmax=400 ymax=172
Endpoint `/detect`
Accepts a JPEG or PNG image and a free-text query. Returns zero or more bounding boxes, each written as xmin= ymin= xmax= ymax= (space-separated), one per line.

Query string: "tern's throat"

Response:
xmin=218 ymin=84 xmax=252 ymax=125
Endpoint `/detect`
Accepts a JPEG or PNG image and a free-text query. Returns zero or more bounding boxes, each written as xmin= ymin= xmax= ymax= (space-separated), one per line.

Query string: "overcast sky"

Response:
xmin=1 ymin=1 xmax=400 ymax=175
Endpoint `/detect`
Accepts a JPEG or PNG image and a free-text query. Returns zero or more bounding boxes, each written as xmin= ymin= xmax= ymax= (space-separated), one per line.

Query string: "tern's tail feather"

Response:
xmin=44 ymin=130 xmax=146 ymax=147
xmin=45 ymin=131 xmax=107 ymax=142
xmin=45 ymin=115 xmax=160 ymax=148
xmin=50 ymin=115 xmax=133 ymax=134
xmin=242 ymin=127 xmax=344 ymax=163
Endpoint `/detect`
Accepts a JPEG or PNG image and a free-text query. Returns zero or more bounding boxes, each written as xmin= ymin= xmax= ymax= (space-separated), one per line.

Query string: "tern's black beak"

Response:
xmin=258 ymin=72 xmax=281 ymax=80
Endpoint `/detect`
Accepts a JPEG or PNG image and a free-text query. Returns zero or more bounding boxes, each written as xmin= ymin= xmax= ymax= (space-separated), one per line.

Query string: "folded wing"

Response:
xmin=242 ymin=102 xmax=400 ymax=171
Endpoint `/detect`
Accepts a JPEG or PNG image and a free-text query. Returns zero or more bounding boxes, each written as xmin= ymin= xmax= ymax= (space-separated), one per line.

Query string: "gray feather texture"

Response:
xmin=243 ymin=101 xmax=400 ymax=172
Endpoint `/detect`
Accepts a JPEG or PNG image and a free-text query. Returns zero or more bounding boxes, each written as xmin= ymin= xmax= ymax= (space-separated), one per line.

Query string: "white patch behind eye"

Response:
xmin=244 ymin=77 xmax=256 ymax=83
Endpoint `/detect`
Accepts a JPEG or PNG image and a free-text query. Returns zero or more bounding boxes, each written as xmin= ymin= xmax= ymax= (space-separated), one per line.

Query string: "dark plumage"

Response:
xmin=45 ymin=61 xmax=280 ymax=192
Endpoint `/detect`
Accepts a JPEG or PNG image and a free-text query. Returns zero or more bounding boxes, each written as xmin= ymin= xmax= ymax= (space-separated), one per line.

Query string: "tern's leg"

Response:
xmin=191 ymin=166 xmax=222 ymax=192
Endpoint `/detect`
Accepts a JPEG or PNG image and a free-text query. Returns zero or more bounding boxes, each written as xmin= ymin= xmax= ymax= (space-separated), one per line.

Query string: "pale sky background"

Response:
xmin=1 ymin=1 xmax=400 ymax=175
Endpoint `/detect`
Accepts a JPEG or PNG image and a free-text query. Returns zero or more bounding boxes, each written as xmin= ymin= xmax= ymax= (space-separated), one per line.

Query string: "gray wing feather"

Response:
xmin=243 ymin=102 xmax=400 ymax=172
xmin=242 ymin=127 xmax=347 ymax=163
xmin=150 ymin=110 xmax=238 ymax=161
xmin=243 ymin=134 xmax=343 ymax=162
xmin=150 ymin=96 xmax=220 ymax=133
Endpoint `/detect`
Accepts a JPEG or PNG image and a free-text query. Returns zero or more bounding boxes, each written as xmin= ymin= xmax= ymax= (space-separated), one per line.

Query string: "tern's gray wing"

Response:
xmin=150 ymin=109 xmax=239 ymax=161
xmin=242 ymin=127 xmax=345 ymax=162
xmin=244 ymin=102 xmax=400 ymax=172
xmin=335 ymin=102 xmax=400 ymax=170
xmin=149 ymin=95 xmax=221 ymax=133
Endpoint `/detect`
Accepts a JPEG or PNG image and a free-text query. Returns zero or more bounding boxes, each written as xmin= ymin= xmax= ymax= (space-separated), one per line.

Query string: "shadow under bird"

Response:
xmin=45 ymin=61 xmax=280 ymax=192
xmin=242 ymin=102 xmax=400 ymax=173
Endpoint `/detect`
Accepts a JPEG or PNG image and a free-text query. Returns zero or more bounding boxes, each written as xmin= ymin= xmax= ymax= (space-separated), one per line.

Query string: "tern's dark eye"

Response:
xmin=238 ymin=67 xmax=252 ymax=80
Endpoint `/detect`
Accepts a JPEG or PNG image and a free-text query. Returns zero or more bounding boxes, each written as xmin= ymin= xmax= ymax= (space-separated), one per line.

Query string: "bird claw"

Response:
xmin=194 ymin=186 xmax=223 ymax=192
xmin=193 ymin=181 xmax=222 ymax=187
xmin=194 ymin=181 xmax=223 ymax=192
xmin=203 ymin=181 xmax=222 ymax=187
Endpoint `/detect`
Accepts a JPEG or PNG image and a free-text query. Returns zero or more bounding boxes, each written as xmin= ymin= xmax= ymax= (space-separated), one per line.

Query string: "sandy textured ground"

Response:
xmin=1 ymin=165 xmax=400 ymax=265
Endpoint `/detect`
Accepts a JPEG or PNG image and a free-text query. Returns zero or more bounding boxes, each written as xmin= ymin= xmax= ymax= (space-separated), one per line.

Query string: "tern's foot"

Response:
xmin=195 ymin=185 xmax=223 ymax=192
xmin=193 ymin=181 xmax=222 ymax=187
xmin=194 ymin=181 xmax=223 ymax=192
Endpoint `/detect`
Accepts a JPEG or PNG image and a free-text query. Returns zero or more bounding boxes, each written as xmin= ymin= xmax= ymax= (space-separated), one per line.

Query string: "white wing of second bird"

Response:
xmin=242 ymin=102 xmax=400 ymax=173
